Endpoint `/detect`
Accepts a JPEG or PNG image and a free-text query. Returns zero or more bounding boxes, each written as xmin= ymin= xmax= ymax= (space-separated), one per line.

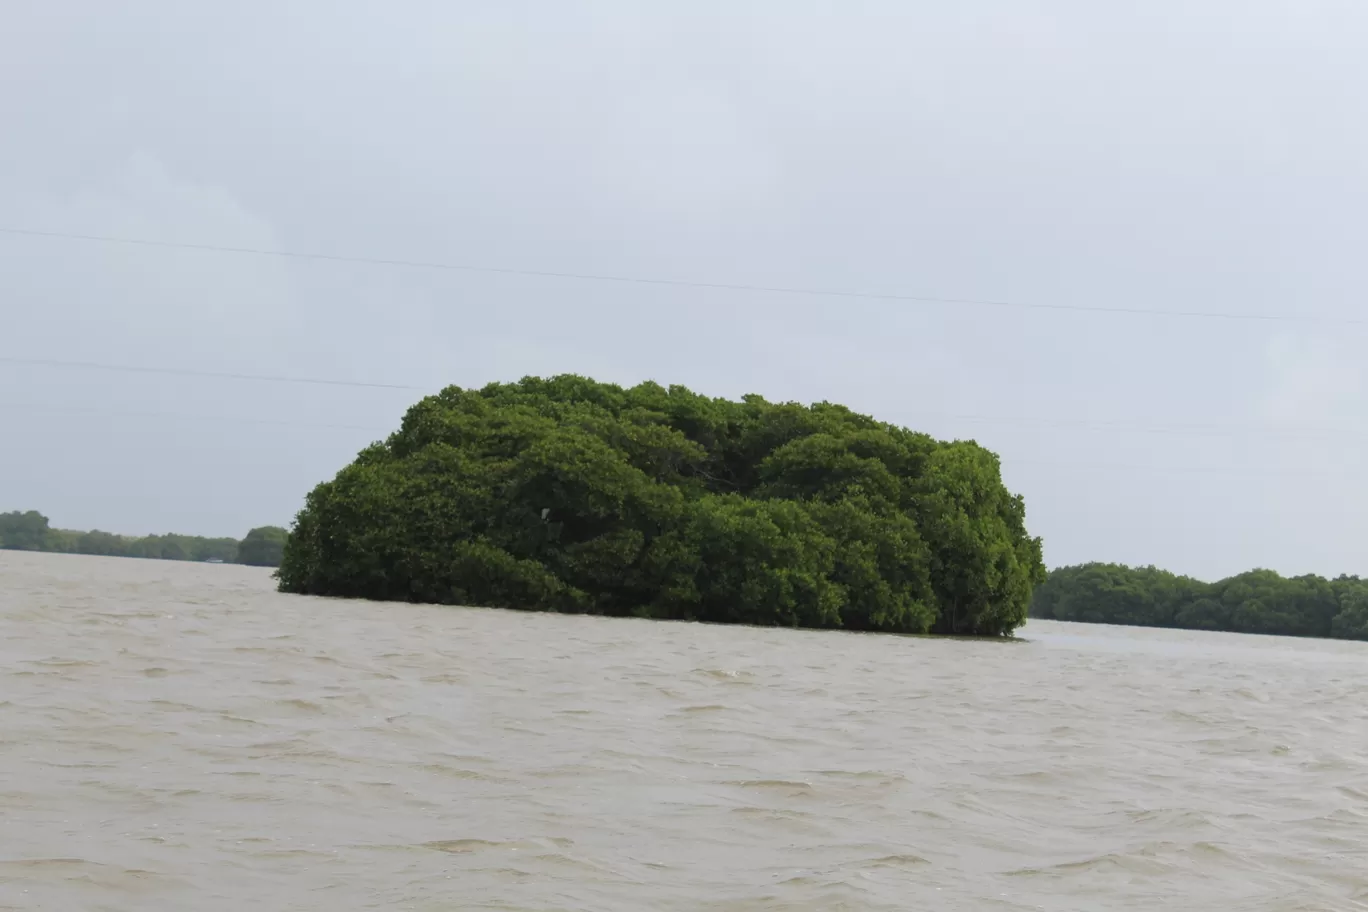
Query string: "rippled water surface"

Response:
xmin=3 ymin=552 xmax=1368 ymax=911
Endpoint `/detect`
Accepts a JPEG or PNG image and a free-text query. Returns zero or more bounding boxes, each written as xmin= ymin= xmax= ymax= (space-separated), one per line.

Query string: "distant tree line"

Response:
xmin=0 ymin=510 xmax=287 ymax=568
xmin=1030 ymin=563 xmax=1368 ymax=641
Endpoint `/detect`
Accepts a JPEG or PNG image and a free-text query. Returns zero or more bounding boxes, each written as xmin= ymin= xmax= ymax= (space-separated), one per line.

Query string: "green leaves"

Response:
xmin=1331 ymin=589 xmax=1368 ymax=640
xmin=0 ymin=510 xmax=52 ymax=551
xmin=237 ymin=526 xmax=288 ymax=567
xmin=278 ymin=375 xmax=1046 ymax=636
xmin=649 ymin=494 xmax=846 ymax=628
xmin=1033 ymin=563 xmax=1368 ymax=641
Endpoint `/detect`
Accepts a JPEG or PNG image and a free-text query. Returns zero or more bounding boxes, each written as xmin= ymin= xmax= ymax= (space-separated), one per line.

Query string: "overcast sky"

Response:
xmin=2 ymin=1 xmax=1365 ymax=581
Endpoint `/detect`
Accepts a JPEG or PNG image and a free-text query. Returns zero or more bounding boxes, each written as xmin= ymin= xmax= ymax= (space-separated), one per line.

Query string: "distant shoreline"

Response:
xmin=1030 ymin=562 xmax=1368 ymax=642
xmin=0 ymin=510 xmax=286 ymax=568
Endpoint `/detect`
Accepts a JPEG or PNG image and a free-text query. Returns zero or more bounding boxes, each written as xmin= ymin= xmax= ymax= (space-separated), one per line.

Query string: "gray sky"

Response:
xmin=2 ymin=1 xmax=1365 ymax=581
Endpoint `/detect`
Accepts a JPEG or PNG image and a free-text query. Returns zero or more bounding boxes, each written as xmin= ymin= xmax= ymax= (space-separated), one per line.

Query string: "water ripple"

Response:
xmin=2 ymin=550 xmax=1367 ymax=911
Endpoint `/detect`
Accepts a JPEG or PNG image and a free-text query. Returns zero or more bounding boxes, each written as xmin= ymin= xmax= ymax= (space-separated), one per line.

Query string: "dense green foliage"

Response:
xmin=0 ymin=510 xmax=49 ymax=551
xmin=1030 ymin=563 xmax=1368 ymax=640
xmin=278 ymin=375 xmax=1045 ymax=636
xmin=0 ymin=511 xmax=282 ymax=567
xmin=237 ymin=526 xmax=288 ymax=567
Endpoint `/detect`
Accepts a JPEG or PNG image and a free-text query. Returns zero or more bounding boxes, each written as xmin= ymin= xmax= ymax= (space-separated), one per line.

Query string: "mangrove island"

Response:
xmin=277 ymin=376 xmax=1045 ymax=636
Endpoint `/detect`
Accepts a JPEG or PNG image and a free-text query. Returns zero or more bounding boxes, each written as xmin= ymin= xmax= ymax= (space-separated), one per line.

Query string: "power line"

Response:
xmin=3 ymin=358 xmax=1365 ymax=443
xmin=0 ymin=356 xmax=422 ymax=390
xmin=2 ymin=226 xmax=1361 ymax=326
xmin=920 ymin=411 xmax=1368 ymax=441
xmin=1 ymin=401 xmax=1362 ymax=481
xmin=1010 ymin=457 xmax=1356 ymax=481
xmin=0 ymin=401 xmax=389 ymax=433
xmin=12 ymin=355 xmax=1363 ymax=445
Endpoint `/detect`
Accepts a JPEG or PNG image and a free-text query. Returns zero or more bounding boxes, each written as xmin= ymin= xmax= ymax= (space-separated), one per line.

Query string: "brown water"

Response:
xmin=2 ymin=551 xmax=1367 ymax=911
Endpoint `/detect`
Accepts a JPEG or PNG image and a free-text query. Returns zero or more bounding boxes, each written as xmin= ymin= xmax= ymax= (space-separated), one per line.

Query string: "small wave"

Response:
xmin=244 ymin=738 xmax=313 ymax=751
xmin=1124 ymin=808 xmax=1219 ymax=831
xmin=1136 ymin=840 xmax=1233 ymax=861
xmin=218 ymin=714 xmax=263 ymax=726
xmin=999 ymin=769 xmax=1061 ymax=784
xmin=423 ymin=839 xmax=523 ymax=855
xmin=26 ymin=658 xmax=100 ymax=668
xmin=1006 ymin=852 xmax=1172 ymax=878
xmin=809 ymin=769 xmax=905 ymax=780
xmin=248 ymin=848 xmax=336 ymax=859
xmin=731 ymin=806 xmax=818 ymax=820
xmin=0 ymin=857 xmax=96 ymax=868
xmin=1231 ymin=687 xmax=1271 ymax=703
xmin=1302 ymin=754 xmax=1357 ymax=773
xmin=859 ymin=853 xmax=931 ymax=868
xmin=698 ymin=668 xmax=754 ymax=682
xmin=414 ymin=764 xmax=508 ymax=784
xmin=527 ymin=852 xmax=627 ymax=878
xmin=726 ymin=779 xmax=815 ymax=794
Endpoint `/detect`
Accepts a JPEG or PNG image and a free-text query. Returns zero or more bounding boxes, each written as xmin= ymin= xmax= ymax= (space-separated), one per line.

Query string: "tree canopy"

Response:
xmin=1030 ymin=562 xmax=1368 ymax=641
xmin=277 ymin=375 xmax=1045 ymax=636
xmin=0 ymin=510 xmax=51 ymax=551
xmin=237 ymin=526 xmax=288 ymax=567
